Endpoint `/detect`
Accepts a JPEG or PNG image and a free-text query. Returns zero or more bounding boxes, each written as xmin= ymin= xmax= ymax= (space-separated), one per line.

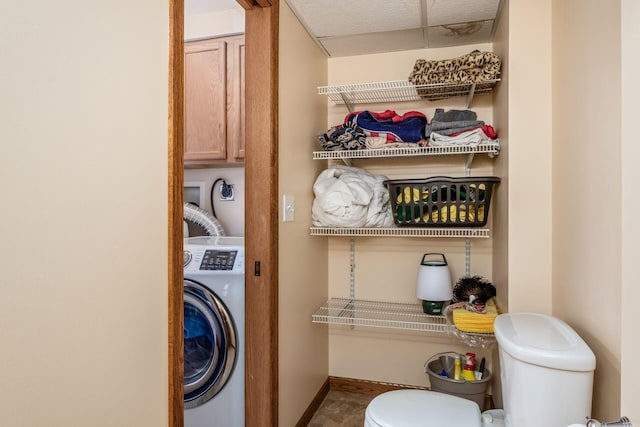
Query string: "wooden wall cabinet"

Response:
xmin=184 ymin=35 xmax=245 ymax=166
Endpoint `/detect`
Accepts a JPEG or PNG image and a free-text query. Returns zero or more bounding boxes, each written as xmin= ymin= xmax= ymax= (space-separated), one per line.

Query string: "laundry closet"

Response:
xmin=276 ymin=0 xmax=555 ymax=425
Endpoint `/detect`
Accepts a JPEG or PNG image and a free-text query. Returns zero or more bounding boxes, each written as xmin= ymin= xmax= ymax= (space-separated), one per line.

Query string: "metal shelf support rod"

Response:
xmin=465 ymin=153 xmax=475 ymax=175
xmin=465 ymin=153 xmax=472 ymax=276
xmin=349 ymin=237 xmax=356 ymax=329
xmin=350 ymin=236 xmax=355 ymax=301
xmin=466 ymin=82 xmax=477 ymax=109
xmin=465 ymin=238 xmax=471 ymax=277
xmin=340 ymin=92 xmax=355 ymax=113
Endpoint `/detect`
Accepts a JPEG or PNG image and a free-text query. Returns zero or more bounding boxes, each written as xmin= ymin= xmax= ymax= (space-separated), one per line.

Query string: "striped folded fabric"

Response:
xmin=452 ymin=298 xmax=498 ymax=333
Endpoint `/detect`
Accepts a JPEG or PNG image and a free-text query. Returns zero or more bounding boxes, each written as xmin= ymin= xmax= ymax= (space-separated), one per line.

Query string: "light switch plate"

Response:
xmin=283 ymin=194 xmax=295 ymax=222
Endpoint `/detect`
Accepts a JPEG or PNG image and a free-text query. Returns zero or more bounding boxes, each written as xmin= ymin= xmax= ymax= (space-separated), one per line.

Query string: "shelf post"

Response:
xmin=349 ymin=237 xmax=356 ymax=329
xmin=464 ymin=160 xmax=472 ymax=276
xmin=349 ymin=237 xmax=355 ymax=301
xmin=465 ymin=238 xmax=471 ymax=277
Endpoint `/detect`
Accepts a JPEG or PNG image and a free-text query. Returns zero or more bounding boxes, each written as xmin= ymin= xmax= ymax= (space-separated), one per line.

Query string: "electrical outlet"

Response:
xmin=220 ymin=183 xmax=235 ymax=201
xmin=283 ymin=194 xmax=295 ymax=222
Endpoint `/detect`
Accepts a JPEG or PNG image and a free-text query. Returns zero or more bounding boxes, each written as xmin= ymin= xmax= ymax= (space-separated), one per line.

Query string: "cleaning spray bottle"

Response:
xmin=462 ymin=352 xmax=477 ymax=381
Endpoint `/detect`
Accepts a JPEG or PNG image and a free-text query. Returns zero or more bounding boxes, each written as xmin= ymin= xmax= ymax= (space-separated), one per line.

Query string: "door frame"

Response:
xmin=168 ymin=0 xmax=185 ymax=424
xmin=168 ymin=0 xmax=279 ymax=425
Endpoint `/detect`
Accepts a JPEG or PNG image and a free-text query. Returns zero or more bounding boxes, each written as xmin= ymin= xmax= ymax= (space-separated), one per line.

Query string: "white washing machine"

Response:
xmin=183 ymin=236 xmax=244 ymax=427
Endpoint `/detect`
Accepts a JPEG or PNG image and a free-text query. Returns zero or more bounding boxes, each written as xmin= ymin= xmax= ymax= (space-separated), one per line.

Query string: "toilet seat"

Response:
xmin=364 ymin=390 xmax=482 ymax=427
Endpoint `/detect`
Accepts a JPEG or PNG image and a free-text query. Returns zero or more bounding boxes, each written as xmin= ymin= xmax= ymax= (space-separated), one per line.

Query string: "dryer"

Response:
xmin=183 ymin=236 xmax=244 ymax=427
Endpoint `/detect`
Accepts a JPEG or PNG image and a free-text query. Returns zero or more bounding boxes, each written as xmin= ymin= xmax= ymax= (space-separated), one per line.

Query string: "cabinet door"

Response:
xmin=227 ymin=36 xmax=245 ymax=161
xmin=184 ymin=39 xmax=227 ymax=161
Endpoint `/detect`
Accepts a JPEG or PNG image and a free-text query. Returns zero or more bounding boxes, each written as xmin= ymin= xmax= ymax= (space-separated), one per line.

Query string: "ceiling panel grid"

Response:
xmin=286 ymin=0 xmax=503 ymax=57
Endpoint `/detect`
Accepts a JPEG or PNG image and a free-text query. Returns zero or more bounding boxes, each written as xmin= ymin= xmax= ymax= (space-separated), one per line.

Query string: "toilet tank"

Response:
xmin=494 ymin=313 xmax=596 ymax=427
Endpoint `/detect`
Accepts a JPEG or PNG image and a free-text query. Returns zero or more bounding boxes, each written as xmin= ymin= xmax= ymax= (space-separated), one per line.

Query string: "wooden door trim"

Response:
xmin=243 ymin=2 xmax=279 ymax=426
xmin=236 ymin=0 xmax=273 ymax=11
xmin=168 ymin=0 xmax=184 ymax=425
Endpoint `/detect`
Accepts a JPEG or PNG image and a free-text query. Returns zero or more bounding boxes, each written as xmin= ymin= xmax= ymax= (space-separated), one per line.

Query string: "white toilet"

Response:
xmin=364 ymin=312 xmax=596 ymax=427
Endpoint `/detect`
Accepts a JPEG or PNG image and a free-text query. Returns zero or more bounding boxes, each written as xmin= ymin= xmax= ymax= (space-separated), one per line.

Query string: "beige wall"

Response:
xmin=491 ymin=0 xmax=509 ymax=318
xmin=489 ymin=0 xmax=509 ymax=409
xmin=492 ymin=0 xmax=628 ymax=418
xmin=503 ymin=0 xmax=553 ymax=314
xmin=184 ymin=167 xmax=245 ymax=237
xmin=552 ymin=0 xmax=623 ymax=420
xmin=278 ymin=2 xmax=329 ymax=425
xmin=0 ymin=1 xmax=169 ymax=426
xmin=184 ymin=8 xmax=245 ymax=41
xmin=326 ymin=45 xmax=497 ymax=387
xmin=621 ymin=0 xmax=640 ymax=422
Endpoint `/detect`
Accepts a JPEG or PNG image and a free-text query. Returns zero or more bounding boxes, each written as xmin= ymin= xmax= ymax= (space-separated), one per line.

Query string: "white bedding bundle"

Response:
xmin=312 ymin=165 xmax=394 ymax=228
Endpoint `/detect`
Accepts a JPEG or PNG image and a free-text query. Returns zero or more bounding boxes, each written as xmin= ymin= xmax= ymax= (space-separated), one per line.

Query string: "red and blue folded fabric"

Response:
xmin=345 ymin=110 xmax=427 ymax=143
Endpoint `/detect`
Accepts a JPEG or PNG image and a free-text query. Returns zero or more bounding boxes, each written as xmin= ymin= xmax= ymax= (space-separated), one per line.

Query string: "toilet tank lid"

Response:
xmin=494 ymin=313 xmax=596 ymax=371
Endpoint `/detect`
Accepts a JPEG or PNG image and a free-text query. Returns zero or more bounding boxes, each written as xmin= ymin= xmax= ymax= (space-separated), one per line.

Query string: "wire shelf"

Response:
xmin=310 ymin=227 xmax=490 ymax=238
xmin=312 ymin=298 xmax=498 ymax=345
xmin=313 ymin=142 xmax=500 ymax=160
xmin=318 ymin=79 xmax=500 ymax=105
xmin=312 ymin=298 xmax=450 ymax=332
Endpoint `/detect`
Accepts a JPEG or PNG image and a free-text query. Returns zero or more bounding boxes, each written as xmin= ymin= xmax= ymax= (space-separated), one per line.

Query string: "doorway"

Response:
xmin=168 ymin=0 xmax=279 ymax=426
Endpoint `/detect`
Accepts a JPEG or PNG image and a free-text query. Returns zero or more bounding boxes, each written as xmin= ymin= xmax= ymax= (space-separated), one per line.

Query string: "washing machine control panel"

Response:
xmin=200 ymin=250 xmax=237 ymax=271
xmin=183 ymin=240 xmax=244 ymax=275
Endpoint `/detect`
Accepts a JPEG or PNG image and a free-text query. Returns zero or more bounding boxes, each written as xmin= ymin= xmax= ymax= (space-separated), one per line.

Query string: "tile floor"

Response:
xmin=306 ymin=389 xmax=493 ymax=426
xmin=307 ymin=390 xmax=375 ymax=427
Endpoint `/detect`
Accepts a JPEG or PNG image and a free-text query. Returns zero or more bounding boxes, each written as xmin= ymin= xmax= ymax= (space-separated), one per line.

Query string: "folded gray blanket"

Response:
xmin=425 ymin=120 xmax=484 ymax=137
xmin=433 ymin=108 xmax=477 ymax=122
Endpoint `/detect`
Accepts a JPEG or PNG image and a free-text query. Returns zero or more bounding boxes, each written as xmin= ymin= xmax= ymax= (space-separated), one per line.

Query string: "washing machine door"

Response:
xmin=183 ymin=279 xmax=237 ymax=409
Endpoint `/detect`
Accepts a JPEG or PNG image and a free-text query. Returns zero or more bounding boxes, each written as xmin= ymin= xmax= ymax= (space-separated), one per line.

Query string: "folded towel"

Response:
xmin=430 ymin=128 xmax=493 ymax=147
xmin=452 ymin=298 xmax=498 ymax=333
xmin=365 ymin=136 xmax=418 ymax=149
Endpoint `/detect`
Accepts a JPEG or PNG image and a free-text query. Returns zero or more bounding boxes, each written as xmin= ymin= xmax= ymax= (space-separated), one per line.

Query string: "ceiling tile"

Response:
xmin=426 ymin=20 xmax=494 ymax=48
xmin=320 ymin=28 xmax=425 ymax=57
xmin=287 ymin=0 xmax=423 ymax=38
xmin=285 ymin=0 xmax=502 ymax=57
xmin=426 ymin=0 xmax=500 ymax=26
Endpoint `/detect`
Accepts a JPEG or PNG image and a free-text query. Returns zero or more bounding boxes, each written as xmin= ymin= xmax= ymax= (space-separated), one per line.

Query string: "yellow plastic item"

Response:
xmin=453 ymin=356 xmax=462 ymax=380
xmin=452 ymin=298 xmax=498 ymax=333
xmin=399 ymin=187 xmax=429 ymax=204
xmin=462 ymin=367 xmax=476 ymax=381
xmin=424 ymin=205 xmax=485 ymax=223
xmin=396 ymin=186 xmax=487 ymax=224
